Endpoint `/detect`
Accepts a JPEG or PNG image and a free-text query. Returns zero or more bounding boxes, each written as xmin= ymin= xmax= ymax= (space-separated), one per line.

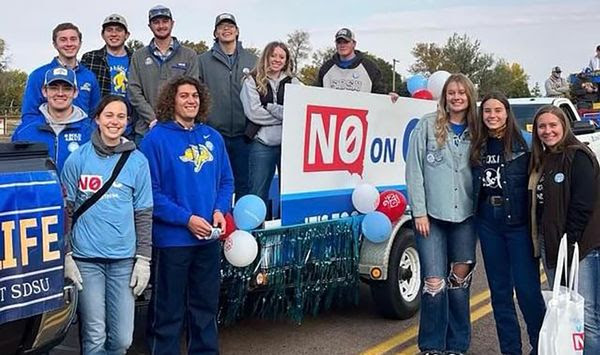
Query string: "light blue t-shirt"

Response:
xmin=61 ymin=142 xmax=153 ymax=259
xmin=107 ymin=53 xmax=129 ymax=97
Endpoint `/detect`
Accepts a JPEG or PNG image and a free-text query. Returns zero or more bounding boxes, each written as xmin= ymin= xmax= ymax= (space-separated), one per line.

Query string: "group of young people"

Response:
xmin=11 ymin=4 xmax=600 ymax=355
xmin=10 ymin=5 xmax=395 ymax=354
xmin=406 ymin=74 xmax=600 ymax=355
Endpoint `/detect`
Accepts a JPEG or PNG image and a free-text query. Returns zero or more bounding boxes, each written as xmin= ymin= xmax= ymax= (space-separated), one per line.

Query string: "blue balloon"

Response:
xmin=233 ymin=194 xmax=266 ymax=230
xmin=361 ymin=211 xmax=392 ymax=243
xmin=407 ymin=74 xmax=428 ymax=95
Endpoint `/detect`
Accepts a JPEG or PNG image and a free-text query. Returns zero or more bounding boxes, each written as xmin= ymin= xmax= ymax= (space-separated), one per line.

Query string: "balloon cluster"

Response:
xmin=221 ymin=194 xmax=266 ymax=268
xmin=407 ymin=70 xmax=451 ymax=101
xmin=351 ymin=184 xmax=408 ymax=244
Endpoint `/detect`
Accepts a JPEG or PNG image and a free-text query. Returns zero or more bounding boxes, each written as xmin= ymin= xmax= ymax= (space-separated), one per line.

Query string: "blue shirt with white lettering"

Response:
xmin=107 ymin=53 xmax=129 ymax=97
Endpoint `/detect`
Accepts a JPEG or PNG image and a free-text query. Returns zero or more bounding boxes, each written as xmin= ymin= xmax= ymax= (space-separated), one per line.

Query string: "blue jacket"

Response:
xmin=12 ymin=104 xmax=93 ymax=174
xmin=472 ymin=138 xmax=529 ymax=226
xmin=140 ymin=121 xmax=234 ymax=247
xmin=21 ymin=58 xmax=101 ymax=120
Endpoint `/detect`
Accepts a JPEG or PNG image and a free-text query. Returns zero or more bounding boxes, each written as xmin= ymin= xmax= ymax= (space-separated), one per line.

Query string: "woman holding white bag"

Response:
xmin=529 ymin=105 xmax=600 ymax=354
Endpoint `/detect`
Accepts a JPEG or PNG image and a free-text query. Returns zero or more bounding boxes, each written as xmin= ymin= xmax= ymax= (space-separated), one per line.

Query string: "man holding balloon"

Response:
xmin=140 ymin=76 xmax=234 ymax=354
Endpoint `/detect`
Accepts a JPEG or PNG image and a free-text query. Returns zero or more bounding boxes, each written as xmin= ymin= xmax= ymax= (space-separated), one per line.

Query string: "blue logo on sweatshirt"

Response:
xmin=179 ymin=144 xmax=213 ymax=172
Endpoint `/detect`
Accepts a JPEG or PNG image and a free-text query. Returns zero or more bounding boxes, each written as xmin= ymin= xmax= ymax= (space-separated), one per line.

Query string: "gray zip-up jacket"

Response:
xmin=239 ymin=74 xmax=300 ymax=146
xmin=128 ymin=38 xmax=198 ymax=135
xmin=405 ymin=112 xmax=474 ymax=222
xmin=198 ymin=42 xmax=257 ymax=137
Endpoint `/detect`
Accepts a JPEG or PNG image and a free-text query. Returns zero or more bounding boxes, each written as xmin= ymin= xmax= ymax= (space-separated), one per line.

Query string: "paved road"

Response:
xmin=52 ymin=245 xmax=545 ymax=355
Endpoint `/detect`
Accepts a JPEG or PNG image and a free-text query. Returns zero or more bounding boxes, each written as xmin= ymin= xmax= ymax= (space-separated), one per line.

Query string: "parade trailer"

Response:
xmin=218 ymin=86 xmax=436 ymax=324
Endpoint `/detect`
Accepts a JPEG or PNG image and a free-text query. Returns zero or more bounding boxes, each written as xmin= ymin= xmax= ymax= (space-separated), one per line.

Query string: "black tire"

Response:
xmin=370 ymin=228 xmax=421 ymax=319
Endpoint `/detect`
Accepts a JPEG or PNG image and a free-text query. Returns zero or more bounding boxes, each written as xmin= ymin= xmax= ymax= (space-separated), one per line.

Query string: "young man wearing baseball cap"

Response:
xmin=12 ymin=67 xmax=93 ymax=173
xmin=545 ymin=65 xmax=570 ymax=97
xmin=198 ymin=12 xmax=257 ymax=201
xmin=21 ymin=22 xmax=101 ymax=121
xmin=128 ymin=5 xmax=198 ymax=139
xmin=81 ymin=14 xmax=132 ymax=98
xmin=318 ymin=28 xmax=397 ymax=101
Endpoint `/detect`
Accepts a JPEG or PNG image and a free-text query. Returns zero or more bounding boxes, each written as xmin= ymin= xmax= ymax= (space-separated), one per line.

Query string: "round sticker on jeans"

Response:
xmin=554 ymin=172 xmax=565 ymax=183
xmin=426 ymin=153 xmax=435 ymax=163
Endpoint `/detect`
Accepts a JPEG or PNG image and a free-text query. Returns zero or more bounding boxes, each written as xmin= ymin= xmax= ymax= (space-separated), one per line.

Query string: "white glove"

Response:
xmin=129 ymin=257 xmax=151 ymax=297
xmin=64 ymin=253 xmax=83 ymax=291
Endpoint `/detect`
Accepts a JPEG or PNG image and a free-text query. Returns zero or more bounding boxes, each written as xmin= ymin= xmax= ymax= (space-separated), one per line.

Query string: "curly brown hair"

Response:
xmin=155 ymin=76 xmax=211 ymax=123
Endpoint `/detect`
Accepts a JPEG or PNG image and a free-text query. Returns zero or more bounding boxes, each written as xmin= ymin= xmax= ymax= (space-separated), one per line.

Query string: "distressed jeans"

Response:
xmin=416 ymin=216 xmax=477 ymax=353
xmin=76 ymin=258 xmax=135 ymax=355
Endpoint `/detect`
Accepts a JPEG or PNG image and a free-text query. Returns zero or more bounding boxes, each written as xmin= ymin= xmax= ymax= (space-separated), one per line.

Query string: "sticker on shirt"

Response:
xmin=179 ymin=143 xmax=214 ymax=172
xmin=554 ymin=172 xmax=565 ymax=183
xmin=145 ymin=57 xmax=153 ymax=65
xmin=426 ymin=153 xmax=435 ymax=163
xmin=482 ymin=167 xmax=502 ymax=189
xmin=67 ymin=141 xmax=80 ymax=152
xmin=78 ymin=175 xmax=103 ymax=193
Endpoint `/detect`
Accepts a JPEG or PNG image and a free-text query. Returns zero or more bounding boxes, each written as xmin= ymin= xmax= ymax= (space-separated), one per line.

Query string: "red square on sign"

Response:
xmin=302 ymin=104 xmax=369 ymax=176
xmin=572 ymin=332 xmax=584 ymax=351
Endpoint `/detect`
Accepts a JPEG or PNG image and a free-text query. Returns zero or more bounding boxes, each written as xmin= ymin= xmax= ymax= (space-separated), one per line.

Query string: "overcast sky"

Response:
xmin=2 ymin=0 xmax=598 ymax=89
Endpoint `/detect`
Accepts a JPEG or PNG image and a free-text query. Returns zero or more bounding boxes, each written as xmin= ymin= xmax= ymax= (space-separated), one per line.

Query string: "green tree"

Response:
xmin=479 ymin=60 xmax=530 ymax=98
xmin=0 ymin=38 xmax=6 ymax=71
xmin=363 ymin=52 xmax=403 ymax=94
xmin=298 ymin=47 xmax=335 ymax=85
xmin=531 ymin=82 xmax=542 ymax=97
xmin=286 ymin=30 xmax=311 ymax=74
xmin=0 ymin=69 xmax=27 ymax=113
xmin=410 ymin=33 xmax=494 ymax=86
xmin=126 ymin=39 xmax=144 ymax=52
xmin=245 ymin=47 xmax=261 ymax=58
xmin=180 ymin=40 xmax=209 ymax=55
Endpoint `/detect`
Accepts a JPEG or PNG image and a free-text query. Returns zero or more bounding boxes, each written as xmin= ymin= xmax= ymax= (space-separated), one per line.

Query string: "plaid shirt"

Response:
xmin=81 ymin=46 xmax=132 ymax=97
xmin=149 ymin=38 xmax=175 ymax=62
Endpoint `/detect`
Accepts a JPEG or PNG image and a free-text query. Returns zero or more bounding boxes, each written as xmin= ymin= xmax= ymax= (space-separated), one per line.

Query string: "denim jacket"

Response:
xmin=472 ymin=139 xmax=529 ymax=226
xmin=406 ymin=112 xmax=474 ymax=222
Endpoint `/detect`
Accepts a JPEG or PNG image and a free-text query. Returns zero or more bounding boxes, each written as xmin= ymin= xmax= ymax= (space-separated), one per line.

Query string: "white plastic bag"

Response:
xmin=539 ymin=235 xmax=585 ymax=355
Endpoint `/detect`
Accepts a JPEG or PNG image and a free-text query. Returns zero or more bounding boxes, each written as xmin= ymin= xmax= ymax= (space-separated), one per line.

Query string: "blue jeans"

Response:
xmin=76 ymin=258 xmax=135 ymax=355
xmin=146 ymin=242 xmax=221 ymax=355
xmin=248 ymin=141 xmax=280 ymax=214
xmin=579 ymin=248 xmax=600 ymax=355
xmin=477 ymin=202 xmax=546 ymax=355
xmin=224 ymin=135 xmax=250 ymax=201
xmin=416 ymin=216 xmax=477 ymax=353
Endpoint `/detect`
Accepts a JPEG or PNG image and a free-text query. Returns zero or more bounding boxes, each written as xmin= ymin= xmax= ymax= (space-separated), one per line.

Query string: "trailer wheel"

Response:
xmin=370 ymin=228 xmax=421 ymax=319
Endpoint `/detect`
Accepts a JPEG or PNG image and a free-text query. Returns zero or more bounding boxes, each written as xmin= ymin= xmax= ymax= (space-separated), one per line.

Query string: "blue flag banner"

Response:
xmin=0 ymin=170 xmax=64 ymax=324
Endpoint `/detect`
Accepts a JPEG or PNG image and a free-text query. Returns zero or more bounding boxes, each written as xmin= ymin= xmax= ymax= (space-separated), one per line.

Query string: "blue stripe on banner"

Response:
xmin=0 ymin=170 xmax=65 ymax=324
xmin=281 ymin=185 xmax=407 ymax=225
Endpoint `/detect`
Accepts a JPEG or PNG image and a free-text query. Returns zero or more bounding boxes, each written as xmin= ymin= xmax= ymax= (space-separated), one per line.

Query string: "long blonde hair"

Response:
xmin=434 ymin=73 xmax=478 ymax=147
xmin=250 ymin=41 xmax=293 ymax=96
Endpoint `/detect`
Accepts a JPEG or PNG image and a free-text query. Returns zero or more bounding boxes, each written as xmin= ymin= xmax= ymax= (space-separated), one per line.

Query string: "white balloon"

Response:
xmin=224 ymin=230 xmax=258 ymax=267
xmin=352 ymin=183 xmax=380 ymax=214
xmin=427 ymin=70 xmax=451 ymax=100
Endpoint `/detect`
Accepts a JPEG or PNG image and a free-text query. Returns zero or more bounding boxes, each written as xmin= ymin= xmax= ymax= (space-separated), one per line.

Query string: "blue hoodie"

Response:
xmin=12 ymin=104 xmax=93 ymax=174
xmin=140 ymin=121 xmax=234 ymax=247
xmin=21 ymin=58 xmax=101 ymax=120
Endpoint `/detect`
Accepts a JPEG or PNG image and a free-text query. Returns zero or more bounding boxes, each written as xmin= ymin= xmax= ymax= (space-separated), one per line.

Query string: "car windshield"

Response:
xmin=512 ymin=104 xmax=545 ymax=132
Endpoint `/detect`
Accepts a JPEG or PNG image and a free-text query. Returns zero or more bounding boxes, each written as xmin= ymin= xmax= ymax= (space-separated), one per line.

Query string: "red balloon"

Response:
xmin=412 ymin=89 xmax=434 ymax=100
xmin=221 ymin=213 xmax=237 ymax=240
xmin=376 ymin=190 xmax=407 ymax=223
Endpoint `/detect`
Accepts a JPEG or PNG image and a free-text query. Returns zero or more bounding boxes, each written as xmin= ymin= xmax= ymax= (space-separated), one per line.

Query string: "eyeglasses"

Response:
xmin=46 ymin=85 xmax=75 ymax=94
xmin=217 ymin=23 xmax=236 ymax=30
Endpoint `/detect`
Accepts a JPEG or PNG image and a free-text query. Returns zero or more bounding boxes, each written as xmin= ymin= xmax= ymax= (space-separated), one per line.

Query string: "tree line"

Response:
xmin=0 ymin=32 xmax=539 ymax=114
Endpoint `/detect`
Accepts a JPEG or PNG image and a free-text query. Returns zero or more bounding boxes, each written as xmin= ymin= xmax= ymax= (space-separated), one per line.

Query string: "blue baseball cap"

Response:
xmin=44 ymin=67 xmax=77 ymax=87
xmin=149 ymin=5 xmax=172 ymax=21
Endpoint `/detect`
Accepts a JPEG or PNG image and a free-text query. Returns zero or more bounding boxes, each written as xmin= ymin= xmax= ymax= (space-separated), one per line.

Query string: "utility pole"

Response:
xmin=392 ymin=59 xmax=400 ymax=92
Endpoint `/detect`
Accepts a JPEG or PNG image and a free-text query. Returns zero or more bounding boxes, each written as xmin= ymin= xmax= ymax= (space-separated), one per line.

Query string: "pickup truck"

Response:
xmin=509 ymin=97 xmax=600 ymax=157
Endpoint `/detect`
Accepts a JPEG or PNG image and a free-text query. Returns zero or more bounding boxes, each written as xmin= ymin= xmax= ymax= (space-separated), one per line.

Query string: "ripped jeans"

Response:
xmin=416 ymin=216 xmax=476 ymax=353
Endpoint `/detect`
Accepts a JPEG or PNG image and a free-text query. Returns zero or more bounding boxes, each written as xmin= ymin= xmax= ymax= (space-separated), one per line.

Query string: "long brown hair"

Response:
xmin=434 ymin=73 xmax=478 ymax=147
xmin=249 ymin=41 xmax=293 ymax=96
xmin=469 ymin=91 xmax=526 ymax=166
xmin=529 ymin=105 xmax=590 ymax=173
xmin=155 ymin=76 xmax=211 ymax=123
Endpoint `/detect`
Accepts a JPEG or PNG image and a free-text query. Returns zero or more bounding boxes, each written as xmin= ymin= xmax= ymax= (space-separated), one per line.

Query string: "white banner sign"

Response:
xmin=280 ymin=85 xmax=436 ymax=225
